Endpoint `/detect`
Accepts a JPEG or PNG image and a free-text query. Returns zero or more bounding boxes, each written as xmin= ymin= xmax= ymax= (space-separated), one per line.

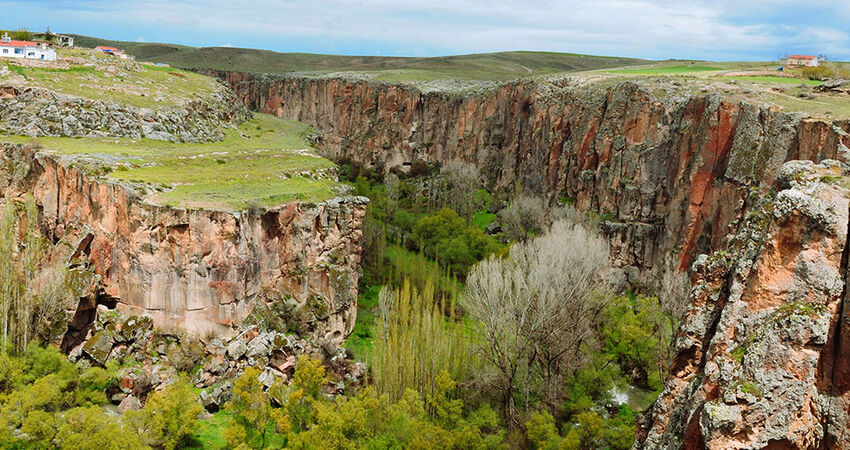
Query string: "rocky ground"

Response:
xmin=0 ymin=47 xmax=250 ymax=142
xmin=68 ymin=306 xmax=366 ymax=414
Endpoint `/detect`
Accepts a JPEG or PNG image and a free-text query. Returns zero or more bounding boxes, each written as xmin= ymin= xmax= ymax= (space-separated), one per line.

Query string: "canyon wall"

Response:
xmin=0 ymin=143 xmax=367 ymax=343
xmin=209 ymin=71 xmax=850 ymax=448
xmin=209 ymin=71 xmax=850 ymax=271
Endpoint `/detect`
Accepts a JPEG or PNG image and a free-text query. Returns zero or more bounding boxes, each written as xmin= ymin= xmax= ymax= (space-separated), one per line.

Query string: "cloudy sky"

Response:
xmin=4 ymin=1 xmax=849 ymax=61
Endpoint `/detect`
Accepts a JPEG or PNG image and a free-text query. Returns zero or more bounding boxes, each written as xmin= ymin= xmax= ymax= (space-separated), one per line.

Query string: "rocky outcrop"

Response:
xmin=636 ymin=160 xmax=850 ymax=449
xmin=0 ymin=143 xmax=367 ymax=342
xmin=208 ymin=72 xmax=850 ymax=271
xmin=68 ymin=308 xmax=367 ymax=407
xmin=0 ymin=83 xmax=251 ymax=142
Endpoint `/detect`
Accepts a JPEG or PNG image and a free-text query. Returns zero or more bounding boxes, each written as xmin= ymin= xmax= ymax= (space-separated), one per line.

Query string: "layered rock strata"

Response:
xmin=637 ymin=160 xmax=850 ymax=448
xmin=0 ymin=143 xmax=367 ymax=342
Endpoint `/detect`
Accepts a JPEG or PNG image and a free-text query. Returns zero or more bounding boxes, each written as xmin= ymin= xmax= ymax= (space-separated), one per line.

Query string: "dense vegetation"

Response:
xmin=0 ymin=156 xmax=689 ymax=448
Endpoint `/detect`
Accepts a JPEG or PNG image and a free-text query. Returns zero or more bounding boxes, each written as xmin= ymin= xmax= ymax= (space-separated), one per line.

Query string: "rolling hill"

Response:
xmin=70 ymin=34 xmax=650 ymax=81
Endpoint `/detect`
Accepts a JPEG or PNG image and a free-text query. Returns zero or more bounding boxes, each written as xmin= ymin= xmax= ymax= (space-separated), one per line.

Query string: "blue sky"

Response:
xmin=4 ymin=0 xmax=850 ymax=61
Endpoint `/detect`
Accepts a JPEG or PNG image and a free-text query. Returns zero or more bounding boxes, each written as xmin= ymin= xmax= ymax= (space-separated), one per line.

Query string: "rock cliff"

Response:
xmin=208 ymin=71 xmax=850 ymax=448
xmin=209 ymin=71 xmax=850 ymax=270
xmin=0 ymin=143 xmax=367 ymax=343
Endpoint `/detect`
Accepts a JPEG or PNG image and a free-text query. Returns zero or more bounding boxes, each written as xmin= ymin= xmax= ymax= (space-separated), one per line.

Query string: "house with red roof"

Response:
xmin=783 ymin=55 xmax=819 ymax=67
xmin=95 ymin=45 xmax=128 ymax=59
xmin=0 ymin=32 xmax=56 ymax=61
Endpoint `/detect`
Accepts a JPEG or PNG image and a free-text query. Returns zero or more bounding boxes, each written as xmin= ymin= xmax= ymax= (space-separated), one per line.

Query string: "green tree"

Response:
xmin=55 ymin=406 xmax=146 ymax=450
xmin=372 ymin=279 xmax=470 ymax=402
xmin=10 ymin=29 xmax=31 ymax=41
xmin=226 ymin=367 xmax=288 ymax=448
xmin=130 ymin=375 xmax=202 ymax=449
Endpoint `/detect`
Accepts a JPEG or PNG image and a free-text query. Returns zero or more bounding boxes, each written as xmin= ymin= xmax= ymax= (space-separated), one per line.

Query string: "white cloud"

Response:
xmin=6 ymin=0 xmax=850 ymax=59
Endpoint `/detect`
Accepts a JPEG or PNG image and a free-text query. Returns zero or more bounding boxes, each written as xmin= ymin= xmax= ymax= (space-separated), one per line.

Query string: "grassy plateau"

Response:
xmin=1 ymin=114 xmax=344 ymax=211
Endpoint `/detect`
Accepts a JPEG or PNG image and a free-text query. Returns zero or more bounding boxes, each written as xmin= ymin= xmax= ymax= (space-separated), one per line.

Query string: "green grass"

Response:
xmin=608 ymin=65 xmax=722 ymax=75
xmin=1 ymin=114 xmax=344 ymax=210
xmin=191 ymin=411 xmax=232 ymax=449
xmin=191 ymin=411 xmax=287 ymax=449
xmin=345 ymin=284 xmax=381 ymax=359
xmin=0 ymin=48 xmax=220 ymax=109
xmin=471 ymin=209 xmax=497 ymax=230
xmin=720 ymin=75 xmax=823 ymax=86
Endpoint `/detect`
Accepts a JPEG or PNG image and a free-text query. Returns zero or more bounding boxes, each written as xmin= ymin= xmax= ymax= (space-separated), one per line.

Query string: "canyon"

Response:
xmin=208 ymin=70 xmax=850 ymax=448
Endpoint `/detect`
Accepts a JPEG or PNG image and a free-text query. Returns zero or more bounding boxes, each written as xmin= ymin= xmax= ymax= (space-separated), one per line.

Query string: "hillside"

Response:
xmin=0 ymin=46 xmax=347 ymax=210
xmin=70 ymin=34 xmax=650 ymax=81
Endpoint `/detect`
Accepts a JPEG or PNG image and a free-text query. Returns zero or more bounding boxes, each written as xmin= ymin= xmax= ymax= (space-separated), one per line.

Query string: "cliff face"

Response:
xmin=638 ymin=160 xmax=850 ymax=448
xmin=209 ymin=71 xmax=850 ymax=448
xmin=0 ymin=143 xmax=367 ymax=343
xmin=210 ymin=72 xmax=850 ymax=271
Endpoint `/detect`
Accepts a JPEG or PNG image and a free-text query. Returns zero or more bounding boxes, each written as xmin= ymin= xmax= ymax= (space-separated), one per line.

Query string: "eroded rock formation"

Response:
xmin=637 ymin=160 xmax=850 ymax=448
xmin=0 ymin=143 xmax=367 ymax=342
xmin=209 ymin=72 xmax=850 ymax=448
xmin=0 ymin=83 xmax=251 ymax=142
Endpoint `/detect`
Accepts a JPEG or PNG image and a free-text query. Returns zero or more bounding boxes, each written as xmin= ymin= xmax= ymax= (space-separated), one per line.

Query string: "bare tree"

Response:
xmin=463 ymin=219 xmax=611 ymax=424
xmin=438 ymin=160 xmax=480 ymax=220
xmin=498 ymin=195 xmax=547 ymax=242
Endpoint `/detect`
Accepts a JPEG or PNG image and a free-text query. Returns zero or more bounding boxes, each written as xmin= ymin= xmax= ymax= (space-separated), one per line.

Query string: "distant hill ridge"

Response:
xmin=70 ymin=34 xmax=649 ymax=81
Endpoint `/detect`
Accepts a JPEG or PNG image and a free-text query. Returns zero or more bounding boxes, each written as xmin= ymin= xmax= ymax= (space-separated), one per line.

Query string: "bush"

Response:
xmin=410 ymin=208 xmax=501 ymax=277
xmin=798 ymin=65 xmax=832 ymax=80
xmin=129 ymin=375 xmax=202 ymax=449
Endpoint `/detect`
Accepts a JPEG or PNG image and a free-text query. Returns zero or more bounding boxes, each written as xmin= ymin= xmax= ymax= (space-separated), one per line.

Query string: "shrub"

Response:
xmin=129 ymin=375 xmax=202 ymax=449
xmin=798 ymin=65 xmax=832 ymax=80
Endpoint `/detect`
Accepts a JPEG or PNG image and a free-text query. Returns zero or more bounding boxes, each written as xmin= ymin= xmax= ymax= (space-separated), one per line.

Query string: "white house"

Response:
xmin=0 ymin=32 xmax=57 ymax=62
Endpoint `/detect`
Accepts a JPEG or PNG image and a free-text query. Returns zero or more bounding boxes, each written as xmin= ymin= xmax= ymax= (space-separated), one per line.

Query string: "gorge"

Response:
xmin=208 ymin=70 xmax=850 ymax=448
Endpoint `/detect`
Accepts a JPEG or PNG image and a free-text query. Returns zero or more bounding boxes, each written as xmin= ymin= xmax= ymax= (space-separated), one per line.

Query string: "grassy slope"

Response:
xmin=71 ymin=34 xmax=650 ymax=81
xmin=2 ymin=114 xmax=343 ymax=210
xmin=0 ymin=47 xmax=219 ymax=109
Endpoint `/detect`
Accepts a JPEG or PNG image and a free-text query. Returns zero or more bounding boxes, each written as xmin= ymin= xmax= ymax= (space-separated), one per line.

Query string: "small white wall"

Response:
xmin=0 ymin=46 xmax=27 ymax=59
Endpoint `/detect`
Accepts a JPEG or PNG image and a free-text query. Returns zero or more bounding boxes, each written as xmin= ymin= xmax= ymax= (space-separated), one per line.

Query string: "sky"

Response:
xmin=3 ymin=0 xmax=850 ymax=61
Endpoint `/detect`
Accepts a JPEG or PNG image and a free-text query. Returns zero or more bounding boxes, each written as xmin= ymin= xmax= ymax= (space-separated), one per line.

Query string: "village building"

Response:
xmin=782 ymin=55 xmax=820 ymax=67
xmin=0 ymin=32 xmax=57 ymax=61
xmin=32 ymin=28 xmax=75 ymax=47
xmin=95 ymin=46 xmax=128 ymax=59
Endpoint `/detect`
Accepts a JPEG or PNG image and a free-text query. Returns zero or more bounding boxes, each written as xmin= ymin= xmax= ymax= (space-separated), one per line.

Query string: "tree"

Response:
xmin=10 ymin=29 xmax=31 ymax=41
xmin=129 ymin=375 xmax=202 ymax=449
xmin=410 ymin=208 xmax=501 ymax=276
xmin=225 ymin=367 xmax=284 ymax=449
xmin=55 ymin=406 xmax=146 ymax=450
xmin=0 ymin=196 xmax=87 ymax=354
xmin=498 ymin=195 xmax=547 ymax=242
xmin=464 ymin=219 xmax=610 ymax=424
xmin=436 ymin=160 xmax=481 ymax=221
xmin=372 ymin=279 xmax=469 ymax=402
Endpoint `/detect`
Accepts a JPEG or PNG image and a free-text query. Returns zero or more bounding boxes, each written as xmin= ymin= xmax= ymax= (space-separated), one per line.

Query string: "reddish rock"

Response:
xmin=0 ymin=144 xmax=367 ymax=342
